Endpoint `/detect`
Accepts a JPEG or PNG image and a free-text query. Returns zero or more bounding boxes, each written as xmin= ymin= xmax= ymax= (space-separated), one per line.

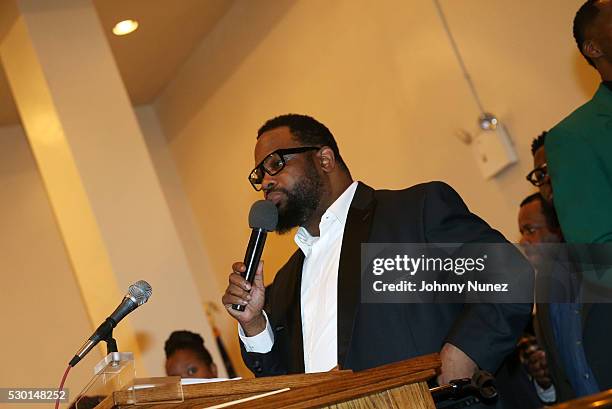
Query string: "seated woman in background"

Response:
xmin=164 ymin=330 xmax=218 ymax=378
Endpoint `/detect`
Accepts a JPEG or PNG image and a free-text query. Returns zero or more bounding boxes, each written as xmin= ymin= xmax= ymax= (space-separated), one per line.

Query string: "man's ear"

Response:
xmin=318 ymin=146 xmax=336 ymax=173
xmin=583 ymin=39 xmax=603 ymax=61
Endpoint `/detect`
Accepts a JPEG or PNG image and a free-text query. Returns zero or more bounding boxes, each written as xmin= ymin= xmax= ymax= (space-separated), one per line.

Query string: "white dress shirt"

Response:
xmin=239 ymin=181 xmax=359 ymax=373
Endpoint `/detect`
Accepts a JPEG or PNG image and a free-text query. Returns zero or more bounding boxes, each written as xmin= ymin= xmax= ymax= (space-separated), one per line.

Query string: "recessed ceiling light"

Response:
xmin=112 ymin=19 xmax=139 ymax=36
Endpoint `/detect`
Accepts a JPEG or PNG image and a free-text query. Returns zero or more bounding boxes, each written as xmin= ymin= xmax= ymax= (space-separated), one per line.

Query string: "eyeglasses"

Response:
xmin=526 ymin=163 xmax=548 ymax=186
xmin=248 ymin=146 xmax=321 ymax=191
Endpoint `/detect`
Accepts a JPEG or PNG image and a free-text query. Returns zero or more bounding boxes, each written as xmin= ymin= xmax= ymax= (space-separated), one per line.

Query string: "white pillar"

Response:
xmin=0 ymin=0 xmax=224 ymax=376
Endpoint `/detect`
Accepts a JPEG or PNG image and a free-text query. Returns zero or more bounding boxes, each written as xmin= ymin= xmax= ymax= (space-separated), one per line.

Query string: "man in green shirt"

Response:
xmin=528 ymin=0 xmax=612 ymax=395
xmin=545 ymin=0 xmax=612 ymax=244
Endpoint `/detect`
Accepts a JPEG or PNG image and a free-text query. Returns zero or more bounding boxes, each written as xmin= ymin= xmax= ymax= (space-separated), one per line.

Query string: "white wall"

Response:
xmin=0 ymin=106 xmax=229 ymax=406
xmin=135 ymin=105 xmax=229 ymax=378
xmin=153 ymin=0 xmax=601 ymax=374
xmin=0 ymin=124 xmax=102 ymax=408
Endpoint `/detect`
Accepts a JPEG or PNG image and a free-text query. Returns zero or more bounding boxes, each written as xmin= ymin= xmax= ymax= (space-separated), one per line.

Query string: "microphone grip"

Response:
xmin=233 ymin=228 xmax=267 ymax=311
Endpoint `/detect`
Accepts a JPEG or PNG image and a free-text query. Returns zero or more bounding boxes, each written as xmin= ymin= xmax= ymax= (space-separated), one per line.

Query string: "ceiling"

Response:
xmin=0 ymin=0 xmax=235 ymax=126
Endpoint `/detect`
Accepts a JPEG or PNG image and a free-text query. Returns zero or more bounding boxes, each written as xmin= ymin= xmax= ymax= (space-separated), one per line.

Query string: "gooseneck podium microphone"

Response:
xmin=233 ymin=200 xmax=278 ymax=311
xmin=68 ymin=280 xmax=152 ymax=367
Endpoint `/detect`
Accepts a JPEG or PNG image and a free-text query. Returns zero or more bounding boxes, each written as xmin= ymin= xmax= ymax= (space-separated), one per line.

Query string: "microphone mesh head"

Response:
xmin=128 ymin=280 xmax=152 ymax=306
xmin=248 ymin=200 xmax=278 ymax=231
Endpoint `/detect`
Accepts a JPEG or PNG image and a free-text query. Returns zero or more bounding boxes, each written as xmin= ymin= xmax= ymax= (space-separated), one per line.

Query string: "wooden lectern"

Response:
xmin=93 ymin=353 xmax=441 ymax=409
xmin=547 ymin=388 xmax=612 ymax=409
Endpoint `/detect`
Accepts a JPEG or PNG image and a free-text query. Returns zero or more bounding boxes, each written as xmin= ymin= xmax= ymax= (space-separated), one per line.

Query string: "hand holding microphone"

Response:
xmin=222 ymin=200 xmax=277 ymax=335
xmin=224 ymin=260 xmax=267 ymax=335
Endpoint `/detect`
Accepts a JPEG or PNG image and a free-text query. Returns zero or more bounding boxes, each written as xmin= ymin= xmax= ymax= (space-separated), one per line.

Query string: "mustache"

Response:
xmin=264 ymin=187 xmax=290 ymax=197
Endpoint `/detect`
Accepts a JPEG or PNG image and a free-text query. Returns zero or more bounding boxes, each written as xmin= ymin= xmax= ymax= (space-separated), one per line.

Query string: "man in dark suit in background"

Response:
xmin=527 ymin=130 xmax=610 ymax=400
xmin=222 ymin=114 xmax=531 ymax=403
xmin=516 ymin=192 xmax=564 ymax=404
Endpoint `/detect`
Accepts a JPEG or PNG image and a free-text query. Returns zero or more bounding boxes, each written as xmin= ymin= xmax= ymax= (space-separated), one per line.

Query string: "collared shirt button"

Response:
xmin=584 ymin=373 xmax=590 ymax=379
xmin=576 ymin=340 xmax=582 ymax=345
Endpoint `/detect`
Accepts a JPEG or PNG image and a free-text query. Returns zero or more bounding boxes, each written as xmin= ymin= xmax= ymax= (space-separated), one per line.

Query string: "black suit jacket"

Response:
xmin=242 ymin=181 xmax=532 ymax=377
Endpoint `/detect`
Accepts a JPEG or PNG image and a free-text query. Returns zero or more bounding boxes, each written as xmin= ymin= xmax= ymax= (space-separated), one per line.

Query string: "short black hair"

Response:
xmin=520 ymin=192 xmax=542 ymax=208
xmin=164 ymin=330 xmax=213 ymax=366
xmin=519 ymin=192 xmax=562 ymax=231
xmin=531 ymin=131 xmax=547 ymax=156
xmin=257 ymin=114 xmax=349 ymax=172
xmin=574 ymin=0 xmax=601 ymax=68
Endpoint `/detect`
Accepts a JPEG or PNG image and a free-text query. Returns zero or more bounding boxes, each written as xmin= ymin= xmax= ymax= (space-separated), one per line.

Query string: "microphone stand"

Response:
xmin=103 ymin=330 xmax=120 ymax=367
xmin=104 ymin=334 xmax=118 ymax=354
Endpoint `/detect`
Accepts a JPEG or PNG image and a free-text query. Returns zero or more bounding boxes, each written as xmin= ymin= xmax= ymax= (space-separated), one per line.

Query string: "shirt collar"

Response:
xmin=294 ymin=181 xmax=359 ymax=256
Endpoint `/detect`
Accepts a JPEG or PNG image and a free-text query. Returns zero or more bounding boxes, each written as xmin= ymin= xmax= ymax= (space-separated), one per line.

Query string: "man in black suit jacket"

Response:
xmin=222 ymin=114 xmax=531 ymax=391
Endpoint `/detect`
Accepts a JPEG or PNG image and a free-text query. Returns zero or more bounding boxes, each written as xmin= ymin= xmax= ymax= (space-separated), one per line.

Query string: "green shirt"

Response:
xmin=546 ymin=83 xmax=612 ymax=244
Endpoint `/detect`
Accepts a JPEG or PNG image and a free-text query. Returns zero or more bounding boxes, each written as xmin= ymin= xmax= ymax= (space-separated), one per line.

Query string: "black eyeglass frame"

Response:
xmin=248 ymin=146 xmax=322 ymax=191
xmin=525 ymin=163 xmax=548 ymax=187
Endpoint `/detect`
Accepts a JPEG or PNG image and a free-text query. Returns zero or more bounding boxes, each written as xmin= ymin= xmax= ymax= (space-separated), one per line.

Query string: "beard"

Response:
xmin=272 ymin=163 xmax=324 ymax=234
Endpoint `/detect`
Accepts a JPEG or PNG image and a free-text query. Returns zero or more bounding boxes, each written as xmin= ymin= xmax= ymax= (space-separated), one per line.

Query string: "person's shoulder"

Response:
xmin=371 ymin=181 xmax=465 ymax=213
xmin=374 ymin=181 xmax=458 ymax=197
xmin=549 ymin=91 xmax=603 ymax=138
xmin=551 ymin=105 xmax=591 ymax=132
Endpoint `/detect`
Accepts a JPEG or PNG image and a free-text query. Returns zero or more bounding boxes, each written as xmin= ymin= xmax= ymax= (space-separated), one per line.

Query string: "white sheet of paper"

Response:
xmin=181 ymin=377 xmax=242 ymax=386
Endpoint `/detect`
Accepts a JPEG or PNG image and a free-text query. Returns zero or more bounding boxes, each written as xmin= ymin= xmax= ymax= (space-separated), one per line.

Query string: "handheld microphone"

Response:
xmin=232 ymin=200 xmax=278 ymax=311
xmin=68 ymin=280 xmax=152 ymax=367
